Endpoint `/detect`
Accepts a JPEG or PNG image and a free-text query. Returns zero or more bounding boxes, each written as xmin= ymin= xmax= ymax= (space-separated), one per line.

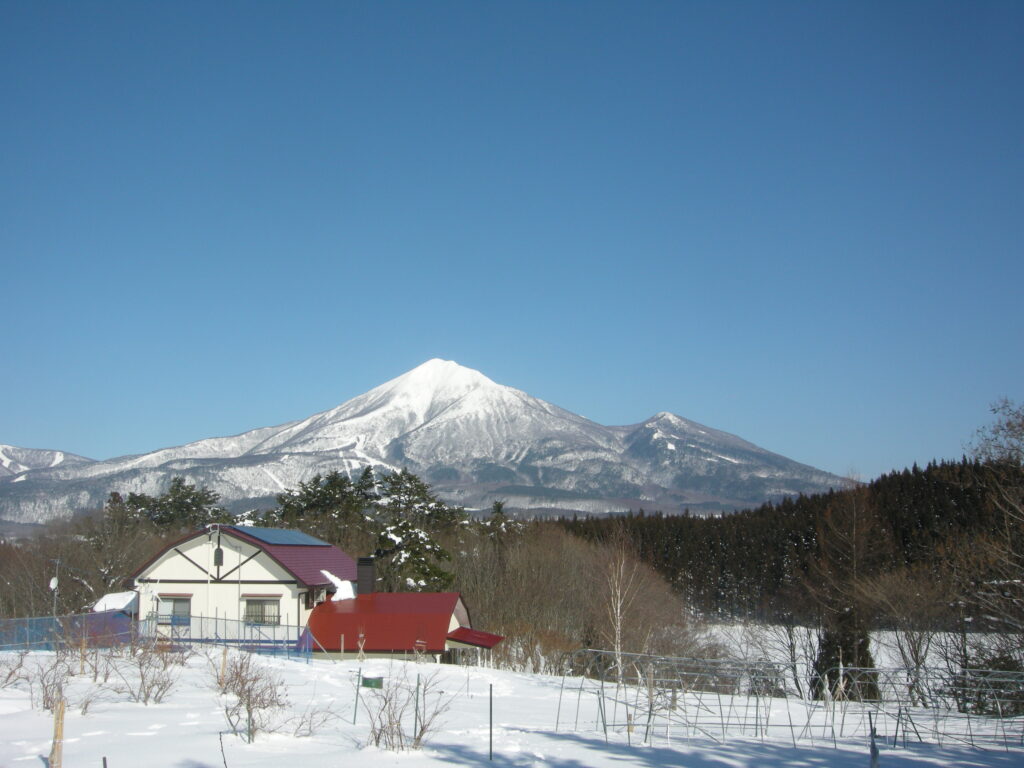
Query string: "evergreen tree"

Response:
xmin=147 ymin=476 xmax=230 ymax=529
xmin=371 ymin=469 xmax=466 ymax=591
xmin=812 ymin=609 xmax=878 ymax=700
xmin=267 ymin=467 xmax=466 ymax=592
xmin=105 ymin=478 xmax=229 ymax=530
xmin=269 ymin=468 xmax=377 ymax=552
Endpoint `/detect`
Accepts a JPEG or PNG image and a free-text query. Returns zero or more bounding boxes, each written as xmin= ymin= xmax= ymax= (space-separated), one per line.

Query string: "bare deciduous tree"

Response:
xmin=215 ymin=651 xmax=288 ymax=743
xmin=0 ymin=650 xmax=27 ymax=689
xmin=456 ymin=524 xmax=600 ymax=673
xmin=601 ymin=529 xmax=647 ymax=682
xmin=966 ymin=400 xmax=1024 ymax=652
xmin=364 ymin=667 xmax=452 ymax=751
xmin=451 ymin=519 xmax=714 ymax=673
xmin=859 ymin=566 xmax=952 ymax=704
xmin=970 ymin=398 xmax=1024 ymax=465
xmin=111 ymin=642 xmax=185 ymax=705
xmin=739 ymin=620 xmax=818 ymax=699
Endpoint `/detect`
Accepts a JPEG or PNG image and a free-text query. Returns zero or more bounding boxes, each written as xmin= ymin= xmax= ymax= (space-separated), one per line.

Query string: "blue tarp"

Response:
xmin=0 ymin=610 xmax=134 ymax=651
xmin=0 ymin=611 xmax=310 ymax=662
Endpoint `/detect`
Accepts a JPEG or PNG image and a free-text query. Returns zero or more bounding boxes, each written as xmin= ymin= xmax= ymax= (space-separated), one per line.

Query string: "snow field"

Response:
xmin=1 ymin=650 xmax=1022 ymax=767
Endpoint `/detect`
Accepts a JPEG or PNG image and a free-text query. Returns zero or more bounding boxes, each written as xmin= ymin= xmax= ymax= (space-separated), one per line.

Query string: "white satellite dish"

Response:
xmin=49 ymin=577 xmax=59 ymax=591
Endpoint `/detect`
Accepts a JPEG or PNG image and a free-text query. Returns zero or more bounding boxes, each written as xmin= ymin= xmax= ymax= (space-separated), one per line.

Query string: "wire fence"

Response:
xmin=0 ymin=611 xmax=134 ymax=652
xmin=0 ymin=612 xmax=311 ymax=662
xmin=558 ymin=649 xmax=1024 ymax=750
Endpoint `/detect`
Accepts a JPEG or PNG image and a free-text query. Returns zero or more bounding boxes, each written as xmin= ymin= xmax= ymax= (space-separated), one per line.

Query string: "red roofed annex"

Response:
xmin=306 ymin=558 xmax=502 ymax=657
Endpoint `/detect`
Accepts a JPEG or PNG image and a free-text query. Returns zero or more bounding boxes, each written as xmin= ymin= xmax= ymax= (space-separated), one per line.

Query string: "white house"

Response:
xmin=129 ymin=525 xmax=357 ymax=631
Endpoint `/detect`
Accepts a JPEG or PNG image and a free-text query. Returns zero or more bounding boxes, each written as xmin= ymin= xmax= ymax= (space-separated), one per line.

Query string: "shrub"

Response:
xmin=110 ymin=641 xmax=184 ymax=704
xmin=215 ymin=652 xmax=288 ymax=743
xmin=364 ymin=667 xmax=452 ymax=751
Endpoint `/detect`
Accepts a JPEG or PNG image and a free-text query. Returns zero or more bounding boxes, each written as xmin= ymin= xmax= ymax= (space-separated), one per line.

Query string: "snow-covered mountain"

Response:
xmin=0 ymin=359 xmax=844 ymax=524
xmin=0 ymin=444 xmax=94 ymax=478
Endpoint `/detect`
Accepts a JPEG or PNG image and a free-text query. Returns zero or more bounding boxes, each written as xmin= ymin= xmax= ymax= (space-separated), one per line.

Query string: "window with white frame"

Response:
xmin=157 ymin=596 xmax=191 ymax=626
xmin=243 ymin=598 xmax=280 ymax=626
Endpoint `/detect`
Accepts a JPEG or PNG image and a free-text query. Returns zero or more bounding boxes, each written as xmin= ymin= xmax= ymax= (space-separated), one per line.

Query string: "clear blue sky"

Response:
xmin=2 ymin=1 xmax=1021 ymax=480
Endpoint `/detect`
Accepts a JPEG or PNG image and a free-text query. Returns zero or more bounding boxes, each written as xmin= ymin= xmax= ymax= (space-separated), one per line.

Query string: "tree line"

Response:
xmin=558 ymin=399 xmax=1024 ymax=697
xmin=0 ymin=467 xmax=716 ymax=672
xmin=560 ymin=459 xmax=1016 ymax=624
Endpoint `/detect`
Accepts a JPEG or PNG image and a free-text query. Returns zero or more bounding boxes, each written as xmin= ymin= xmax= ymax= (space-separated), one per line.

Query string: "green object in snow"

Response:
xmin=362 ymin=677 xmax=384 ymax=689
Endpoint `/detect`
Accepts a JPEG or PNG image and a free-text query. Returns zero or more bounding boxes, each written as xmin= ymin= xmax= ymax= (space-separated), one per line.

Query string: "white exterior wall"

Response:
xmin=453 ymin=597 xmax=469 ymax=630
xmin=444 ymin=598 xmax=470 ymax=650
xmin=133 ymin=533 xmax=310 ymax=627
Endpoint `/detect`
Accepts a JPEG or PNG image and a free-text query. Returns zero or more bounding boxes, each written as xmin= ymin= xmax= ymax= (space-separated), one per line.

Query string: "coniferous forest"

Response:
xmin=561 ymin=459 xmax=1020 ymax=625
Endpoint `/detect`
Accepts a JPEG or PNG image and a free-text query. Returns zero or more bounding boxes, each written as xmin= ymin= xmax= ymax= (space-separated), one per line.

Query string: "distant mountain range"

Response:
xmin=0 ymin=359 xmax=845 ymax=525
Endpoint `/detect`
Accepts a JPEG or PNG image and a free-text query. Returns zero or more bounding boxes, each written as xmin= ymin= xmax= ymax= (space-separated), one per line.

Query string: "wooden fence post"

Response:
xmin=49 ymin=698 xmax=65 ymax=768
xmin=219 ymin=646 xmax=228 ymax=688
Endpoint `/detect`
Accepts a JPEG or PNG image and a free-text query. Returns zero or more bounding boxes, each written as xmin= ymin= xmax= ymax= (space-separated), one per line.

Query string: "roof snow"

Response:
xmin=92 ymin=591 xmax=139 ymax=613
xmin=321 ymin=570 xmax=356 ymax=600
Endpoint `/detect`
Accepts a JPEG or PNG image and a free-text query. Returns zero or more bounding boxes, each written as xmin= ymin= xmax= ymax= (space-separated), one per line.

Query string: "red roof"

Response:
xmin=226 ymin=527 xmax=356 ymax=587
xmin=307 ymin=593 xmax=466 ymax=653
xmin=447 ymin=626 xmax=504 ymax=649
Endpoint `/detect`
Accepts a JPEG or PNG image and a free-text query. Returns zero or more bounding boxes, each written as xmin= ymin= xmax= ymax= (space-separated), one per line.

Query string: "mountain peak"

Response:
xmin=409 ymin=358 xmax=491 ymax=381
xmin=381 ymin=359 xmax=498 ymax=399
xmin=647 ymin=411 xmax=688 ymax=428
xmin=316 ymin=359 xmax=507 ymax=440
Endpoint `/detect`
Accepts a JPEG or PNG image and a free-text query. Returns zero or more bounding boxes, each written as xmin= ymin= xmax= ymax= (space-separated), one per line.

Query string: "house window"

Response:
xmin=157 ymin=597 xmax=191 ymax=626
xmin=244 ymin=599 xmax=280 ymax=626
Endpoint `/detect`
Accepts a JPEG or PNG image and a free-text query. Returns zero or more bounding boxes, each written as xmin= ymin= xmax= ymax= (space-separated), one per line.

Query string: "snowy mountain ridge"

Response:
xmin=0 ymin=359 xmax=845 ymax=524
xmin=0 ymin=444 xmax=94 ymax=478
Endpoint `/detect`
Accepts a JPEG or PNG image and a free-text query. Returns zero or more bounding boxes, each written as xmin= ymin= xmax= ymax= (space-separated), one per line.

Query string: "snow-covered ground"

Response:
xmin=2 ymin=649 xmax=1023 ymax=768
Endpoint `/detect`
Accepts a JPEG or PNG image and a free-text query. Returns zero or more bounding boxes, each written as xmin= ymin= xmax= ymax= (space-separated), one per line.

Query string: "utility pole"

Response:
xmin=50 ymin=559 xmax=60 ymax=617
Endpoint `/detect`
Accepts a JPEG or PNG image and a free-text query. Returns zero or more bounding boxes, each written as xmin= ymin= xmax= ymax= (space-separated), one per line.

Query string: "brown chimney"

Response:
xmin=357 ymin=557 xmax=375 ymax=595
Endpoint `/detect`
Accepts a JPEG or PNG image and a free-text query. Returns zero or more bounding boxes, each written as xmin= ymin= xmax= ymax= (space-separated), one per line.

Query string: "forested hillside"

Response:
xmin=561 ymin=459 xmax=1021 ymax=624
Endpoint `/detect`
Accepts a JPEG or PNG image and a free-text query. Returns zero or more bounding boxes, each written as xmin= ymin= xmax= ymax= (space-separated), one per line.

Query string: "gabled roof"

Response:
xmin=307 ymin=593 xmax=469 ymax=653
xmin=223 ymin=526 xmax=356 ymax=587
xmin=130 ymin=525 xmax=357 ymax=589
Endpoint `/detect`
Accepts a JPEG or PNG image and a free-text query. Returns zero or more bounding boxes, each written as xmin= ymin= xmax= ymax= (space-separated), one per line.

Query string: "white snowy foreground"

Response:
xmin=2 ymin=650 xmax=1023 ymax=768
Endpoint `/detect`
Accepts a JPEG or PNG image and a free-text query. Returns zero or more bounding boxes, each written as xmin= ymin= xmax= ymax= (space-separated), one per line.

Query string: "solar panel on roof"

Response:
xmin=230 ymin=526 xmax=328 ymax=546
